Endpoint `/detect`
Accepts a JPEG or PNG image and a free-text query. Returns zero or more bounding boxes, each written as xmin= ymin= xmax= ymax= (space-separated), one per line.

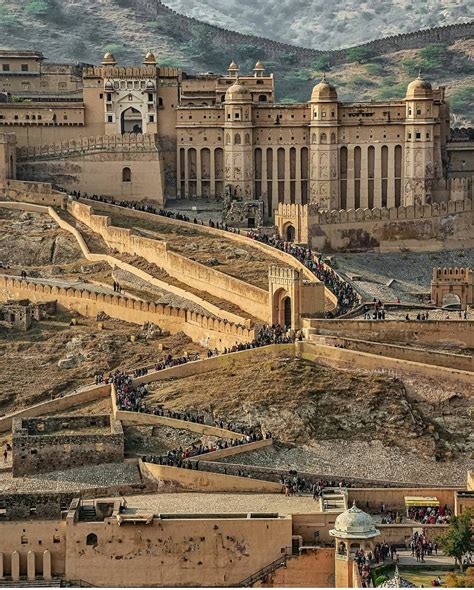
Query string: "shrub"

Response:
xmin=419 ymin=43 xmax=447 ymax=71
xmin=346 ymin=47 xmax=372 ymax=64
xmin=0 ymin=5 xmax=18 ymax=27
xmin=365 ymin=63 xmax=384 ymax=76
xmin=24 ymin=0 xmax=49 ymax=16
xmin=375 ymin=576 xmax=388 ymax=586
xmin=313 ymin=56 xmax=331 ymax=72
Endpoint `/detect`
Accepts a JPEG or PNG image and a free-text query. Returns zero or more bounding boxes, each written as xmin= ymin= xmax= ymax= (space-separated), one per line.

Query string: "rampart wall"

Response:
xmin=296 ymin=340 xmax=473 ymax=388
xmin=140 ymin=462 xmax=284 ymax=494
xmin=0 ymin=276 xmax=255 ymax=350
xmin=309 ymin=335 xmax=473 ymax=371
xmin=67 ymin=199 xmax=272 ymax=321
xmin=305 ymin=318 xmax=474 ymax=349
xmin=138 ymin=1 xmax=473 ymax=65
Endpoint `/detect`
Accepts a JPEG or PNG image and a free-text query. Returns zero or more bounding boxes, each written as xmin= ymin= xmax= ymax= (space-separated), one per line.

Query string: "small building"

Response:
xmin=0 ymin=299 xmax=56 ymax=331
xmin=12 ymin=415 xmax=124 ymax=477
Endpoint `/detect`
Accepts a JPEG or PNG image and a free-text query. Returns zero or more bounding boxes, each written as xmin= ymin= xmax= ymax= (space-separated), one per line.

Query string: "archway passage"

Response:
xmin=120 ymin=107 xmax=142 ymax=134
xmin=283 ymin=296 xmax=292 ymax=328
xmin=286 ymin=224 xmax=295 ymax=242
xmin=442 ymin=292 xmax=462 ymax=309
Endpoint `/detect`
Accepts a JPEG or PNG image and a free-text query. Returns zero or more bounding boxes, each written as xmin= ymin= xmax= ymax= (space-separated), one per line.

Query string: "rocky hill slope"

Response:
xmin=0 ymin=0 xmax=472 ymax=122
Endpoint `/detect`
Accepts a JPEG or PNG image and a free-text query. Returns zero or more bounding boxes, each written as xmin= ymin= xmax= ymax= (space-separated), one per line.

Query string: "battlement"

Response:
xmin=315 ymin=198 xmax=472 ymax=225
xmin=83 ymin=65 xmax=158 ymax=79
xmin=16 ymin=133 xmax=158 ymax=161
xmin=268 ymin=265 xmax=299 ymax=280
xmin=432 ymin=267 xmax=472 ymax=282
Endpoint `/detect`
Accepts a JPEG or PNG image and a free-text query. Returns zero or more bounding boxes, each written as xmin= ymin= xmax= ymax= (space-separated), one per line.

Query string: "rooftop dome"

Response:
xmin=145 ymin=80 xmax=156 ymax=90
xmin=225 ymin=80 xmax=251 ymax=101
xmin=228 ymin=61 xmax=238 ymax=70
xmin=104 ymin=80 xmax=114 ymax=90
xmin=102 ymin=52 xmax=117 ymax=66
xmin=406 ymin=74 xmax=433 ymax=100
xmin=329 ymin=502 xmax=380 ymax=539
xmin=311 ymin=74 xmax=337 ymax=102
xmin=144 ymin=51 xmax=157 ymax=65
xmin=380 ymin=567 xmax=417 ymax=588
xmin=254 ymin=60 xmax=265 ymax=70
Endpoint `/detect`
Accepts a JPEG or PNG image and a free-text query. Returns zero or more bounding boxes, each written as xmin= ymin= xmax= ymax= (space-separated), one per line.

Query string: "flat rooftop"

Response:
xmin=120 ymin=493 xmax=323 ymax=517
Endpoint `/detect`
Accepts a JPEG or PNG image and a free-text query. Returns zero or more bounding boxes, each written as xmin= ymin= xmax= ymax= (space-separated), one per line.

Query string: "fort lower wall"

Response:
xmin=67 ymin=199 xmax=272 ymax=322
xmin=0 ymin=275 xmax=255 ymax=350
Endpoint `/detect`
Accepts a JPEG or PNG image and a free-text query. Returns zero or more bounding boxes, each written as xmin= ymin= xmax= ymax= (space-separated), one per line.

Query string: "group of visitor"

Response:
xmin=408 ymin=505 xmax=451 ymax=525
xmin=380 ymin=510 xmax=403 ymax=524
xmin=247 ymin=232 xmax=359 ymax=315
xmin=363 ymin=299 xmax=386 ymax=320
xmin=142 ymin=432 xmax=271 ymax=469
xmin=409 ymin=531 xmax=438 ymax=562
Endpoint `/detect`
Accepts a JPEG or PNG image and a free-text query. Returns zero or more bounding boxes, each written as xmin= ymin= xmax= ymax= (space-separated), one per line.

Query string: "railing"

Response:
xmin=239 ymin=548 xmax=293 ymax=587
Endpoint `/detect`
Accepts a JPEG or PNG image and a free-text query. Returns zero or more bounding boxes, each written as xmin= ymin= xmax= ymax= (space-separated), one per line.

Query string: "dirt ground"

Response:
xmin=0 ymin=315 xmax=204 ymax=417
xmin=92 ymin=206 xmax=290 ymax=290
xmin=145 ymin=349 xmax=472 ymax=484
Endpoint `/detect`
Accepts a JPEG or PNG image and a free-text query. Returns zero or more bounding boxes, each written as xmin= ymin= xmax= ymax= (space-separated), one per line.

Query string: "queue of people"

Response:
xmin=408 ymin=505 xmax=451 ymax=525
xmin=247 ymin=232 xmax=359 ymax=315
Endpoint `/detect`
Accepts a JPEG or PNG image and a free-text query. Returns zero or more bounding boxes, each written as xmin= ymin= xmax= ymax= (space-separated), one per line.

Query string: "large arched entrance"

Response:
xmin=272 ymin=288 xmax=292 ymax=328
xmin=285 ymin=224 xmax=295 ymax=242
xmin=442 ymin=292 xmax=461 ymax=309
xmin=120 ymin=107 xmax=143 ymax=134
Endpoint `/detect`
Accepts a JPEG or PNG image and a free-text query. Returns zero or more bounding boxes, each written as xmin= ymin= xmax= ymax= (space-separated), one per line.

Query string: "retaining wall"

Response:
xmin=0 ymin=275 xmax=255 ymax=350
xmin=305 ymin=319 xmax=474 ymax=349
xmin=348 ymin=487 xmax=459 ymax=512
xmin=309 ymin=335 xmax=473 ymax=371
xmin=296 ymin=340 xmax=473 ymax=388
xmin=68 ymin=199 xmax=271 ymax=322
xmin=141 ymin=461 xmax=284 ymax=493
xmin=192 ymin=438 xmax=273 ymax=462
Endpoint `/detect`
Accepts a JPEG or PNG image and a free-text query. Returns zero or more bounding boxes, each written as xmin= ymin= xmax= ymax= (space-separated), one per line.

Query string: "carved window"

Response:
xmin=235 ymin=134 xmax=241 ymax=145
xmin=86 ymin=533 xmax=98 ymax=546
xmin=320 ymin=133 xmax=327 ymax=144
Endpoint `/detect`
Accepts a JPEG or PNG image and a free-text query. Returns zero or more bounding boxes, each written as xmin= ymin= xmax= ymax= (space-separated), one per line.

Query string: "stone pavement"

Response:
xmin=396 ymin=550 xmax=454 ymax=567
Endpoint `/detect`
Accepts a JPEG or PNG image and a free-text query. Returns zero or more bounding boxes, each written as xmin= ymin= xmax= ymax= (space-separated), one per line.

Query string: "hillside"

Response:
xmin=0 ymin=0 xmax=472 ymax=123
xmin=163 ymin=0 xmax=473 ymax=51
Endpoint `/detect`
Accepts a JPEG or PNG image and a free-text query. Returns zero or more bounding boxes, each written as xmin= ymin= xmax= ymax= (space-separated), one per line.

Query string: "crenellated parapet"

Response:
xmin=314 ymin=198 xmax=472 ymax=225
xmin=432 ymin=267 xmax=472 ymax=282
xmin=16 ymin=133 xmax=159 ymax=162
xmin=431 ymin=267 xmax=473 ymax=309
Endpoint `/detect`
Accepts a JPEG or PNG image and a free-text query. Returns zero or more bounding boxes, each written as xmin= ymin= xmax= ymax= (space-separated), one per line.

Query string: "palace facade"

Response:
xmin=0 ymin=50 xmax=470 ymax=220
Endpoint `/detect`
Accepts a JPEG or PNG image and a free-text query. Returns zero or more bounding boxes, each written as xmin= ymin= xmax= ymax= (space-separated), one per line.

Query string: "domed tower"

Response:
xmin=403 ymin=73 xmax=436 ymax=206
xmin=309 ymin=75 xmax=340 ymax=210
xmin=227 ymin=61 xmax=239 ymax=78
xmin=223 ymin=80 xmax=254 ymax=200
xmin=253 ymin=60 xmax=265 ymax=78
xmin=102 ymin=52 xmax=117 ymax=66
xmin=143 ymin=51 xmax=157 ymax=66
xmin=329 ymin=502 xmax=380 ymax=588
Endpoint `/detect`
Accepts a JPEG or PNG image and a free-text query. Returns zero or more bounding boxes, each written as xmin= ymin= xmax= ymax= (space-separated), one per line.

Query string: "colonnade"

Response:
xmin=0 ymin=550 xmax=52 ymax=581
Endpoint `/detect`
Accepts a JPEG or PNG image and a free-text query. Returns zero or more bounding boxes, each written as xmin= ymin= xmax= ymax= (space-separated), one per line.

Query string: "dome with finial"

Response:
xmin=144 ymin=51 xmax=157 ymax=65
xmin=329 ymin=502 xmax=380 ymax=539
xmin=228 ymin=61 xmax=238 ymax=71
xmin=254 ymin=60 xmax=264 ymax=70
xmin=379 ymin=566 xmax=417 ymax=588
xmin=104 ymin=79 xmax=114 ymax=91
xmin=311 ymin=74 xmax=337 ymax=102
xmin=406 ymin=73 xmax=433 ymax=100
xmin=225 ymin=79 xmax=251 ymax=101
xmin=102 ymin=52 xmax=117 ymax=66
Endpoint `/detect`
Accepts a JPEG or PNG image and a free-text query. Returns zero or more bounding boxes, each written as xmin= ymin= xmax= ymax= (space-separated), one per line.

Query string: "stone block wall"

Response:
xmin=12 ymin=415 xmax=124 ymax=477
xmin=0 ymin=492 xmax=74 ymax=521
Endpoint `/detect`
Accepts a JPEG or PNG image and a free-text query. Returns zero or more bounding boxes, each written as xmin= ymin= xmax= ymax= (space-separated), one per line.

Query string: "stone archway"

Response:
xmin=283 ymin=296 xmax=292 ymax=327
xmin=120 ymin=107 xmax=143 ymax=134
xmin=272 ymin=287 xmax=291 ymax=328
xmin=285 ymin=224 xmax=296 ymax=242
xmin=442 ymin=292 xmax=461 ymax=309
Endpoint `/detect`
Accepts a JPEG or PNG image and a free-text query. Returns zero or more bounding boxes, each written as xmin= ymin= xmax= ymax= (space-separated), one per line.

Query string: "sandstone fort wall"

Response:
xmin=138 ymin=1 xmax=473 ymax=65
xmin=0 ymin=276 xmax=255 ymax=350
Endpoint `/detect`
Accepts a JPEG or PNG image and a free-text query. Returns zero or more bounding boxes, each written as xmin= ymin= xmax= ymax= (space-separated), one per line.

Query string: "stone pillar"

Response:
xmin=272 ymin=147 xmax=279 ymax=210
xmin=374 ymin=146 xmax=382 ymax=208
xmin=295 ymin=147 xmax=302 ymax=204
xmin=11 ymin=551 xmax=20 ymax=582
xmin=210 ymin=148 xmax=216 ymax=198
xmin=360 ymin=145 xmax=368 ymax=209
xmin=284 ymin=147 xmax=291 ymax=203
xmin=0 ymin=552 xmax=4 ymax=579
xmin=27 ymin=550 xmax=35 ymax=581
xmin=346 ymin=146 xmax=355 ymax=209
xmin=387 ymin=144 xmax=396 ymax=208
xmin=43 ymin=550 xmax=52 ymax=580
xmin=184 ymin=148 xmax=189 ymax=198
xmin=196 ymin=148 xmax=202 ymax=197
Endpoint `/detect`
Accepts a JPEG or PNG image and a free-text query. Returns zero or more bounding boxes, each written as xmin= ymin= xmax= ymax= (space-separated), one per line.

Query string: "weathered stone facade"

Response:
xmin=12 ymin=415 xmax=124 ymax=477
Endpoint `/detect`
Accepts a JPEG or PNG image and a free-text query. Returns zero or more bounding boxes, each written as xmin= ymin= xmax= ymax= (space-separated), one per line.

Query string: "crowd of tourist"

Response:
xmin=408 ymin=505 xmax=451 ymax=525
xmin=247 ymin=232 xmax=359 ymax=315
xmin=409 ymin=531 xmax=438 ymax=562
xmin=142 ymin=431 xmax=272 ymax=469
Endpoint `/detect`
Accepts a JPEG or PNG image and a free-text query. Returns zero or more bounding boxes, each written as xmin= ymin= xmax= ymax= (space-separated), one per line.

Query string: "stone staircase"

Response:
xmin=0 ymin=578 xmax=61 ymax=588
xmin=321 ymin=488 xmax=348 ymax=512
xmin=78 ymin=503 xmax=97 ymax=522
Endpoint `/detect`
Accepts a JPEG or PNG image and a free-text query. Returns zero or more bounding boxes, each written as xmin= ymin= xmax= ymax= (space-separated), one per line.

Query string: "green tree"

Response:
xmin=313 ymin=56 xmax=331 ymax=72
xmin=24 ymin=0 xmax=49 ymax=16
xmin=419 ymin=43 xmax=447 ymax=70
xmin=436 ymin=509 xmax=472 ymax=571
xmin=346 ymin=47 xmax=371 ymax=64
